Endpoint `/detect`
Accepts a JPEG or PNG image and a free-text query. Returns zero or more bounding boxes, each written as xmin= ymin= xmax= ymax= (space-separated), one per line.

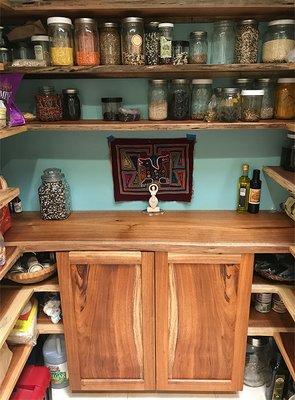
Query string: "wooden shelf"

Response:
xmin=263 ymin=166 xmax=295 ymax=196
xmin=290 ymin=246 xmax=295 ymax=258
xmin=274 ymin=332 xmax=295 ymax=380
xmin=248 ymin=307 xmax=295 ymax=336
xmin=37 ymin=311 xmax=64 ymax=334
xmin=3 ymin=275 xmax=60 ymax=292
xmin=0 ymin=125 xmax=27 ymax=140
xmin=0 ymin=188 xmax=19 ymax=209
xmin=0 ymin=246 xmax=22 ymax=281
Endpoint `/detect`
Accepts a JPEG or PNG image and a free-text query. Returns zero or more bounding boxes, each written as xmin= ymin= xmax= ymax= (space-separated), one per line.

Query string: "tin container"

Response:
xmin=255 ymin=293 xmax=272 ymax=313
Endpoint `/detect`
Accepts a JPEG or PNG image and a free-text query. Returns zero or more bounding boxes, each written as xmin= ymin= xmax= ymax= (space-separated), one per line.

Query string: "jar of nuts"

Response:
xmin=235 ymin=19 xmax=259 ymax=64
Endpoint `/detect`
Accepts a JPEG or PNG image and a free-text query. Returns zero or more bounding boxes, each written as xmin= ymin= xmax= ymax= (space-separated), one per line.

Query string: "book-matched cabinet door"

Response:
xmin=57 ymin=251 xmax=155 ymax=391
xmin=155 ymin=253 xmax=254 ymax=392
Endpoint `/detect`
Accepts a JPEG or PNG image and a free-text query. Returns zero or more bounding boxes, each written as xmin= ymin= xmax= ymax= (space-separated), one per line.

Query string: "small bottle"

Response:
xmin=248 ymin=169 xmax=261 ymax=214
xmin=12 ymin=196 xmax=23 ymax=213
xmin=237 ymin=164 xmax=250 ymax=212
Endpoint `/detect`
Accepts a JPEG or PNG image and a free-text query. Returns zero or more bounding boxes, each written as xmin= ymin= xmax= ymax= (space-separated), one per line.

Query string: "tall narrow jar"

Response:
xmin=145 ymin=22 xmax=160 ymax=65
xmin=99 ymin=22 xmax=121 ymax=65
xmin=235 ymin=19 xmax=259 ymax=64
xmin=121 ymin=17 xmax=145 ymax=65
xmin=148 ymin=79 xmax=167 ymax=121
xmin=74 ymin=18 xmax=100 ymax=66
xmin=47 ymin=17 xmax=74 ymax=66
xmin=210 ymin=20 xmax=235 ymax=64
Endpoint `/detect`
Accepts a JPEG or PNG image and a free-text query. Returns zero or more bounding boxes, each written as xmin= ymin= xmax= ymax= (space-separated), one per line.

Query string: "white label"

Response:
xmin=34 ymin=44 xmax=44 ymax=61
xmin=45 ymin=361 xmax=69 ymax=386
xmin=239 ymin=188 xmax=246 ymax=196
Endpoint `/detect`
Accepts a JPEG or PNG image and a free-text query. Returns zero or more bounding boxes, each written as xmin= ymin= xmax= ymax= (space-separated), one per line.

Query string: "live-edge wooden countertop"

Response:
xmin=4 ymin=211 xmax=294 ymax=254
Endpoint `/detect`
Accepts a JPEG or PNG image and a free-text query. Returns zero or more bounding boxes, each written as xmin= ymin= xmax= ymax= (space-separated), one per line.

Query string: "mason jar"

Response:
xmin=172 ymin=40 xmax=189 ymax=65
xmin=256 ymin=78 xmax=275 ymax=119
xmin=62 ymin=88 xmax=81 ymax=120
xmin=241 ymin=89 xmax=264 ymax=122
xmin=99 ymin=22 xmax=121 ymax=65
xmin=274 ymin=77 xmax=295 ymax=119
xmin=74 ymin=18 xmax=100 ymax=66
xmin=191 ymin=79 xmax=212 ymax=120
xmin=189 ymin=31 xmax=207 ymax=64
xmin=169 ymin=79 xmax=190 ymax=120
xmin=235 ymin=19 xmax=259 ymax=63
xmin=145 ymin=21 xmax=160 ymax=65
xmin=219 ymin=88 xmax=240 ymax=122
xmin=244 ymin=337 xmax=270 ymax=387
xmin=210 ymin=20 xmax=235 ymax=64
xmin=148 ymin=79 xmax=168 ymax=121
xmin=262 ymin=19 xmax=295 ymax=63
xmin=47 ymin=17 xmax=74 ymax=66
xmin=159 ymin=23 xmax=174 ymax=64
xmin=35 ymin=86 xmax=63 ymax=122
xmin=121 ymin=17 xmax=145 ymax=65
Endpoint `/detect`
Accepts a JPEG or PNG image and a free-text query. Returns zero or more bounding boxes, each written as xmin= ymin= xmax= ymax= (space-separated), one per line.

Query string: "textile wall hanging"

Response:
xmin=109 ymin=137 xmax=195 ymax=202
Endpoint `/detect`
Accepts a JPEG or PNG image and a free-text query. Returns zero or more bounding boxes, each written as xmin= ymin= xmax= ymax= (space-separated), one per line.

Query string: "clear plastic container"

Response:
xmin=172 ymin=40 xmax=189 ymax=65
xmin=211 ymin=20 xmax=235 ymax=64
xmin=35 ymin=86 xmax=63 ymax=122
xmin=274 ymin=78 xmax=295 ymax=119
xmin=74 ymin=18 xmax=100 ymax=66
xmin=235 ymin=19 xmax=259 ymax=63
xmin=256 ymin=78 xmax=275 ymax=119
xmin=244 ymin=337 xmax=270 ymax=387
xmin=191 ymin=79 xmax=212 ymax=120
xmin=148 ymin=79 xmax=167 ymax=121
xmin=219 ymin=88 xmax=240 ymax=122
xmin=101 ymin=97 xmax=122 ymax=120
xmin=31 ymin=35 xmax=50 ymax=65
xmin=281 ymin=133 xmax=295 ymax=172
xmin=159 ymin=23 xmax=174 ymax=64
xmin=43 ymin=334 xmax=69 ymax=389
xmin=99 ymin=22 xmax=121 ymax=65
xmin=145 ymin=22 xmax=160 ymax=65
xmin=169 ymin=79 xmax=190 ymax=120
xmin=241 ymin=89 xmax=264 ymax=121
xmin=47 ymin=17 xmax=73 ymax=66
xmin=189 ymin=31 xmax=207 ymax=64
xmin=121 ymin=17 xmax=145 ymax=65
xmin=262 ymin=19 xmax=295 ymax=63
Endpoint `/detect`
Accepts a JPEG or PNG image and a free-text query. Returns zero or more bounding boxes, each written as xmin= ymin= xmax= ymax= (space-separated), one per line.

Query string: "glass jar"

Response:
xmin=0 ymin=26 xmax=5 ymax=47
xmin=35 ymin=86 xmax=63 ymax=122
xmin=148 ymin=79 xmax=168 ymax=121
xmin=0 ymin=47 xmax=9 ymax=63
xmin=235 ymin=19 xmax=259 ymax=64
xmin=234 ymin=78 xmax=253 ymax=90
xmin=241 ymin=90 xmax=264 ymax=121
xmin=256 ymin=78 xmax=275 ymax=119
xmin=244 ymin=337 xmax=270 ymax=387
xmin=262 ymin=19 xmax=295 ymax=63
xmin=31 ymin=35 xmax=50 ymax=65
xmin=12 ymin=41 xmax=33 ymax=60
xmin=189 ymin=31 xmax=207 ymax=64
xmin=159 ymin=23 xmax=174 ymax=64
xmin=281 ymin=134 xmax=295 ymax=172
xmin=169 ymin=79 xmax=190 ymax=120
xmin=38 ymin=168 xmax=71 ymax=220
xmin=211 ymin=20 xmax=235 ymax=64
xmin=219 ymin=88 xmax=240 ymax=122
xmin=172 ymin=41 xmax=189 ymax=65
xmin=47 ymin=17 xmax=73 ymax=66
xmin=62 ymin=89 xmax=81 ymax=120
xmin=121 ymin=17 xmax=145 ymax=65
xmin=204 ymin=87 xmax=223 ymax=122
xmin=99 ymin=23 xmax=121 ymax=65
xmin=145 ymin=21 xmax=160 ymax=65
xmin=274 ymin=78 xmax=295 ymax=119
xmin=101 ymin=97 xmax=122 ymax=120
xmin=74 ymin=18 xmax=100 ymax=66
xmin=191 ymin=79 xmax=213 ymax=120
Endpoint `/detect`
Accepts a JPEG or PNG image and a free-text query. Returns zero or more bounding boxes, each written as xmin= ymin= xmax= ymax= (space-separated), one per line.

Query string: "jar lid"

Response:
xmin=101 ymin=97 xmax=123 ymax=103
xmin=0 ymin=47 xmax=8 ymax=51
xmin=257 ymin=78 xmax=271 ymax=83
xmin=147 ymin=21 xmax=159 ymax=27
xmin=172 ymin=79 xmax=188 ymax=84
xmin=41 ymin=168 xmax=64 ymax=182
xmin=241 ymin=89 xmax=264 ymax=95
xmin=158 ymin=23 xmax=174 ymax=28
xmin=223 ymin=87 xmax=239 ymax=94
xmin=287 ymin=133 xmax=295 ymax=139
xmin=278 ymin=78 xmax=295 ymax=83
xmin=75 ymin=18 xmax=96 ymax=24
xmin=190 ymin=31 xmax=207 ymax=37
xmin=238 ymin=19 xmax=257 ymax=25
xmin=268 ymin=19 xmax=295 ymax=26
xmin=39 ymin=86 xmax=55 ymax=94
xmin=235 ymin=78 xmax=253 ymax=83
xmin=47 ymin=17 xmax=72 ymax=25
xmin=63 ymin=88 xmax=78 ymax=94
xmin=192 ymin=79 xmax=212 ymax=84
xmin=150 ymin=79 xmax=166 ymax=84
xmin=214 ymin=20 xmax=232 ymax=25
xmin=247 ymin=337 xmax=268 ymax=347
xmin=102 ymin=22 xmax=118 ymax=28
xmin=31 ymin=35 xmax=50 ymax=42
xmin=122 ymin=17 xmax=143 ymax=23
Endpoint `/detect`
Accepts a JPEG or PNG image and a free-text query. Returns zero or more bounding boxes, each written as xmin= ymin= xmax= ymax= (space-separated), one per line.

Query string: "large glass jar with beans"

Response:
xmin=169 ymin=79 xmax=190 ymax=120
xmin=235 ymin=19 xmax=259 ymax=64
xmin=159 ymin=23 xmax=174 ymax=64
xmin=47 ymin=17 xmax=74 ymax=66
xmin=148 ymin=80 xmax=168 ymax=121
xmin=191 ymin=79 xmax=212 ymax=120
xmin=121 ymin=17 xmax=145 ymax=65
xmin=99 ymin=23 xmax=121 ymax=65
xmin=74 ymin=18 xmax=100 ymax=66
xmin=145 ymin=22 xmax=160 ymax=65
xmin=35 ymin=86 xmax=63 ymax=122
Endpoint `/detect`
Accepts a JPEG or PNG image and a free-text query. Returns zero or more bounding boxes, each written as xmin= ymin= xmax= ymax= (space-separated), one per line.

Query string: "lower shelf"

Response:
xmin=37 ymin=311 xmax=64 ymax=334
xmin=248 ymin=307 xmax=295 ymax=336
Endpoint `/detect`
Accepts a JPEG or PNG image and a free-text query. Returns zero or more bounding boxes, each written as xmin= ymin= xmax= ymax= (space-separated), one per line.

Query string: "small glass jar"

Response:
xmin=99 ymin=22 xmax=121 ymax=65
xmin=256 ymin=78 xmax=275 ymax=119
xmin=262 ymin=19 xmax=295 ymax=63
xmin=62 ymin=89 xmax=81 ymax=120
xmin=189 ymin=31 xmax=207 ymax=64
xmin=281 ymin=133 xmax=295 ymax=172
xmin=101 ymin=97 xmax=122 ymax=121
xmin=191 ymin=79 xmax=213 ymax=120
xmin=31 ymin=35 xmax=50 ymax=65
xmin=219 ymin=88 xmax=240 ymax=122
xmin=169 ymin=79 xmax=190 ymax=120
xmin=241 ymin=89 xmax=264 ymax=121
xmin=234 ymin=78 xmax=253 ymax=91
xmin=204 ymin=87 xmax=223 ymax=122
xmin=148 ymin=79 xmax=168 ymax=121
xmin=38 ymin=168 xmax=71 ymax=220
xmin=12 ymin=41 xmax=33 ymax=60
xmin=145 ymin=22 xmax=160 ymax=65
xmin=0 ymin=47 xmax=9 ymax=63
xmin=235 ymin=19 xmax=259 ymax=64
xmin=244 ymin=337 xmax=270 ymax=387
xmin=274 ymin=78 xmax=295 ymax=119
xmin=35 ymin=86 xmax=63 ymax=122
xmin=172 ymin=41 xmax=189 ymax=65
xmin=121 ymin=17 xmax=145 ymax=65
xmin=211 ymin=20 xmax=235 ymax=64
xmin=74 ymin=18 xmax=100 ymax=66
xmin=47 ymin=17 xmax=74 ymax=66
xmin=159 ymin=23 xmax=174 ymax=64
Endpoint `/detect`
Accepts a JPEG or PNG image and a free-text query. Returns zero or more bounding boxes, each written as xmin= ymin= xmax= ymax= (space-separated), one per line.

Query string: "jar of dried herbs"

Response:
xmin=35 ymin=86 xmax=63 ymax=122
xmin=191 ymin=79 xmax=212 ymax=120
xmin=235 ymin=19 xmax=259 ymax=64
xmin=159 ymin=23 xmax=174 ymax=64
xmin=145 ymin=22 xmax=160 ymax=65
xmin=241 ymin=89 xmax=264 ymax=122
xmin=121 ymin=17 xmax=145 ymax=65
xmin=274 ymin=78 xmax=295 ymax=119
xmin=256 ymin=78 xmax=275 ymax=119
xmin=169 ymin=79 xmax=190 ymax=120
xmin=189 ymin=31 xmax=207 ymax=64
xmin=219 ymin=88 xmax=240 ymax=122
xmin=172 ymin=41 xmax=189 ymax=65
xmin=99 ymin=22 xmax=121 ymax=65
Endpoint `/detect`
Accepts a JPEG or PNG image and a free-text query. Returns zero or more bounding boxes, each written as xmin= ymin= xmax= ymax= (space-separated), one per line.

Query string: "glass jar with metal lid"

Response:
xmin=189 ymin=31 xmax=207 ymax=64
xmin=169 ymin=79 xmax=190 ymax=120
xmin=101 ymin=97 xmax=122 ymax=121
xmin=191 ymin=79 xmax=213 ymax=120
xmin=262 ymin=19 xmax=295 ymax=63
xmin=172 ymin=40 xmax=189 ymax=65
xmin=62 ymin=88 xmax=81 ymax=120
xmin=235 ymin=19 xmax=259 ymax=64
xmin=159 ymin=23 xmax=174 ymax=64
xmin=148 ymin=79 xmax=168 ymax=121
xmin=211 ymin=20 xmax=235 ymax=64
xmin=274 ymin=78 xmax=295 ymax=119
xmin=31 ymin=35 xmax=50 ymax=65
xmin=47 ymin=17 xmax=73 ymax=66
xmin=74 ymin=18 xmax=100 ymax=66
xmin=145 ymin=22 xmax=160 ymax=65
xmin=35 ymin=86 xmax=63 ymax=122
xmin=256 ymin=78 xmax=275 ymax=119
xmin=99 ymin=22 xmax=121 ymax=65
xmin=0 ymin=47 xmax=9 ymax=63
xmin=244 ymin=337 xmax=270 ymax=387
xmin=241 ymin=89 xmax=264 ymax=121
xmin=234 ymin=78 xmax=253 ymax=91
xmin=121 ymin=17 xmax=145 ymax=65
xmin=219 ymin=88 xmax=240 ymax=122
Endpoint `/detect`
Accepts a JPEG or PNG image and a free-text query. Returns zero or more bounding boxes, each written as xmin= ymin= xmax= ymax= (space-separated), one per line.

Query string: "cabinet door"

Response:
xmin=156 ymin=253 xmax=253 ymax=392
xmin=57 ymin=251 xmax=155 ymax=391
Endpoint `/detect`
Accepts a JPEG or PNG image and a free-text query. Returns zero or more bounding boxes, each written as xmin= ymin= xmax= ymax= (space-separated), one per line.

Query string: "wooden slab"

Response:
xmin=274 ymin=332 xmax=295 ymax=380
xmin=0 ymin=188 xmax=20 ymax=209
xmin=0 ymin=126 xmax=28 ymax=140
xmin=3 ymin=275 xmax=60 ymax=292
xmin=0 ymin=246 xmax=22 ymax=281
xmin=263 ymin=166 xmax=295 ymax=196
xmin=248 ymin=307 xmax=295 ymax=336
xmin=37 ymin=311 xmax=64 ymax=334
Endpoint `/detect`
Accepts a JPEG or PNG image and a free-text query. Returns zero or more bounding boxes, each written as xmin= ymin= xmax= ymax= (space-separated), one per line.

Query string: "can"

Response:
xmin=255 ymin=293 xmax=272 ymax=313
xmin=272 ymin=293 xmax=287 ymax=313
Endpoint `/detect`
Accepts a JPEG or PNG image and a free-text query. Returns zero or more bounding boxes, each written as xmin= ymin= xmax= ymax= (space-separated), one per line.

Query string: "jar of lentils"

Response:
xmin=169 ymin=79 xmax=190 ymax=120
xmin=235 ymin=19 xmax=259 ymax=64
xmin=121 ymin=17 xmax=145 ymax=65
xmin=189 ymin=31 xmax=207 ymax=64
xmin=38 ymin=168 xmax=71 ymax=220
xmin=191 ymin=79 xmax=212 ymax=120
xmin=145 ymin=21 xmax=160 ymax=65
xmin=47 ymin=17 xmax=74 ymax=66
xmin=219 ymin=88 xmax=240 ymax=122
xmin=148 ymin=79 xmax=168 ymax=121
xmin=35 ymin=86 xmax=63 ymax=122
xmin=256 ymin=78 xmax=275 ymax=119
xmin=262 ymin=19 xmax=295 ymax=63
xmin=159 ymin=23 xmax=174 ymax=64
xmin=74 ymin=18 xmax=100 ymax=66
xmin=99 ymin=22 xmax=121 ymax=65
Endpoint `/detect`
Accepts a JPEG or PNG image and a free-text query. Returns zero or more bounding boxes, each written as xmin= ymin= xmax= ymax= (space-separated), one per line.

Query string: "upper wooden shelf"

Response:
xmin=0 ymin=246 xmax=22 ymax=281
xmin=248 ymin=306 xmax=295 ymax=336
xmin=0 ymin=188 xmax=20 ymax=209
xmin=0 ymin=125 xmax=27 ymax=140
xmin=263 ymin=166 xmax=295 ymax=196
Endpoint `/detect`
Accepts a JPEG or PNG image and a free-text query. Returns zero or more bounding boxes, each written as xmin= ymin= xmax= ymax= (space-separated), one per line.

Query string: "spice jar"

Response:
xmin=191 ymin=79 xmax=213 ymax=120
xmin=47 ymin=17 xmax=73 ymax=66
xmin=274 ymin=78 xmax=295 ymax=119
xmin=211 ymin=20 xmax=235 ymax=64
xmin=235 ymin=19 xmax=259 ymax=64
xmin=241 ymin=90 xmax=264 ymax=122
xmin=244 ymin=337 xmax=270 ymax=387
xmin=281 ymin=133 xmax=295 ymax=172
xmin=256 ymin=78 xmax=275 ymax=119
xmin=172 ymin=41 xmax=189 ymax=65
xmin=74 ymin=18 xmax=100 ymax=66
xmin=38 ymin=168 xmax=71 ymax=220
xmin=148 ymin=79 xmax=168 ymax=121
xmin=31 ymin=35 xmax=50 ymax=65
xmin=121 ymin=17 xmax=145 ymax=65
xmin=235 ymin=78 xmax=253 ymax=91
xmin=145 ymin=22 xmax=160 ymax=65
xmin=189 ymin=31 xmax=207 ymax=64
xmin=99 ymin=22 xmax=121 ymax=65
xmin=62 ymin=89 xmax=81 ymax=120
xmin=101 ymin=97 xmax=122 ymax=120
xmin=219 ymin=88 xmax=240 ymax=122
xmin=169 ymin=79 xmax=190 ymax=120
xmin=262 ymin=19 xmax=295 ymax=63
xmin=159 ymin=23 xmax=174 ymax=64
xmin=35 ymin=86 xmax=63 ymax=122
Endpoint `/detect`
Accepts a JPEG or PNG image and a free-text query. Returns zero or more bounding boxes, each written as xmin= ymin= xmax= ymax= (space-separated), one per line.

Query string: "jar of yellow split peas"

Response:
xmin=47 ymin=17 xmax=74 ymax=66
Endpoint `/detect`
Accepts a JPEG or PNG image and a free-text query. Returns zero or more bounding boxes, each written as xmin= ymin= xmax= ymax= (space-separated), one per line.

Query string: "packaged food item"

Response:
xmin=0 ymin=73 xmax=25 ymax=127
xmin=0 ymin=99 xmax=6 ymax=128
xmin=7 ymin=298 xmax=38 ymax=345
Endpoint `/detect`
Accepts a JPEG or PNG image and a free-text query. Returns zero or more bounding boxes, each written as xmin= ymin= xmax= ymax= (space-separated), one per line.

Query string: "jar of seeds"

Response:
xmin=145 ymin=22 xmax=160 ymax=65
xmin=121 ymin=17 xmax=145 ymax=65
xmin=219 ymin=88 xmax=240 ymax=122
xmin=235 ymin=19 xmax=259 ymax=64
xmin=241 ymin=89 xmax=264 ymax=121
xmin=148 ymin=80 xmax=167 ymax=120
xmin=256 ymin=78 xmax=275 ymax=119
xmin=99 ymin=22 xmax=121 ymax=65
xmin=191 ymin=79 xmax=213 ymax=120
xmin=38 ymin=168 xmax=71 ymax=220
xmin=262 ymin=19 xmax=295 ymax=63
xmin=159 ymin=23 xmax=174 ymax=64
xmin=169 ymin=79 xmax=190 ymax=120
xmin=189 ymin=31 xmax=207 ymax=64
xmin=172 ymin=41 xmax=189 ymax=65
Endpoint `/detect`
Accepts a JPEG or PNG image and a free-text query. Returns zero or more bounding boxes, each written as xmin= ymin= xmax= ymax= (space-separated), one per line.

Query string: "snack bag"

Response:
xmin=0 ymin=73 xmax=25 ymax=127
xmin=7 ymin=298 xmax=38 ymax=345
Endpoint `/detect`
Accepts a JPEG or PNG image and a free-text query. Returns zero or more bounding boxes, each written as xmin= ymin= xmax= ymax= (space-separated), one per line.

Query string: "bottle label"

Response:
xmin=238 ymin=187 xmax=247 ymax=207
xmin=46 ymin=361 xmax=69 ymax=386
xmin=131 ymin=34 xmax=142 ymax=47
xmin=34 ymin=44 xmax=44 ymax=61
xmin=160 ymin=37 xmax=172 ymax=58
xmin=249 ymin=188 xmax=261 ymax=205
xmin=272 ymin=375 xmax=285 ymax=399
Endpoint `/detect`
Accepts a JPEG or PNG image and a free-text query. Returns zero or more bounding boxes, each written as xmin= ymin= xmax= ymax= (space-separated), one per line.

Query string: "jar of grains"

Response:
xmin=172 ymin=41 xmax=189 ymax=65
xmin=148 ymin=79 xmax=168 ymax=121
xmin=121 ymin=17 xmax=145 ymax=65
xmin=99 ymin=23 xmax=121 ymax=65
xmin=159 ymin=23 xmax=174 ymax=64
xmin=145 ymin=22 xmax=160 ymax=65
xmin=262 ymin=19 xmax=295 ymax=63
xmin=256 ymin=78 xmax=275 ymax=119
xmin=274 ymin=78 xmax=295 ymax=119
xmin=169 ymin=79 xmax=190 ymax=120
xmin=47 ymin=17 xmax=73 ymax=66
xmin=74 ymin=18 xmax=100 ymax=66
xmin=35 ymin=86 xmax=63 ymax=122
xmin=38 ymin=168 xmax=71 ymax=220
xmin=189 ymin=31 xmax=207 ymax=64
xmin=211 ymin=20 xmax=235 ymax=64
xmin=191 ymin=79 xmax=213 ymax=120
xmin=31 ymin=35 xmax=50 ymax=65
xmin=241 ymin=89 xmax=264 ymax=122
xmin=235 ymin=19 xmax=259 ymax=64
xmin=219 ymin=88 xmax=240 ymax=122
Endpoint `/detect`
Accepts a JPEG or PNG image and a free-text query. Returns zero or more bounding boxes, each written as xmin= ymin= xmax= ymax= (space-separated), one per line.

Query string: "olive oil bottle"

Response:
xmin=237 ymin=164 xmax=250 ymax=212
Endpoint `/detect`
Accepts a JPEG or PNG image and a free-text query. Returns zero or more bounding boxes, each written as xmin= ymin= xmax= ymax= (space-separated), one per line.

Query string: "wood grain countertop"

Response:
xmin=4 ymin=211 xmax=294 ymax=254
